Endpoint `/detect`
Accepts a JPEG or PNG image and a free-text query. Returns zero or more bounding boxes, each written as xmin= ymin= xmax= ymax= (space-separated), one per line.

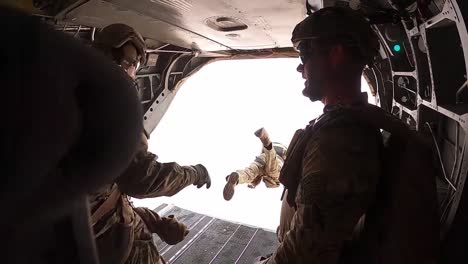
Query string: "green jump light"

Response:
xmin=393 ymin=44 xmax=402 ymax=52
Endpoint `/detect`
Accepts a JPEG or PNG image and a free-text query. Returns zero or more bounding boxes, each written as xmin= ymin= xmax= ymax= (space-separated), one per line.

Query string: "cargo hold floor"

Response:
xmin=152 ymin=204 xmax=279 ymax=264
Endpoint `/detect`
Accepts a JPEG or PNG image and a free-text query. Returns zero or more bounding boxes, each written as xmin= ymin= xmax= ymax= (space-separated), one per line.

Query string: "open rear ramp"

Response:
xmin=152 ymin=204 xmax=278 ymax=264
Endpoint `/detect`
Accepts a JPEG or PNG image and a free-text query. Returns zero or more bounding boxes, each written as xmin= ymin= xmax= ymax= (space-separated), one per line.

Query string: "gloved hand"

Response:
xmin=154 ymin=215 xmax=189 ymax=245
xmin=193 ymin=164 xmax=211 ymax=189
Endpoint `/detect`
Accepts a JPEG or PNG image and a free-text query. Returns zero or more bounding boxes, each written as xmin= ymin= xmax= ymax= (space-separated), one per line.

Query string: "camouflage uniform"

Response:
xmin=257 ymin=6 xmax=384 ymax=263
xmin=90 ymin=134 xmax=209 ymax=264
xmin=264 ymin=97 xmax=382 ymax=264
xmin=89 ymin=24 xmax=211 ymax=264
xmin=237 ymin=146 xmax=284 ymax=188
xmin=224 ymin=128 xmax=286 ymax=200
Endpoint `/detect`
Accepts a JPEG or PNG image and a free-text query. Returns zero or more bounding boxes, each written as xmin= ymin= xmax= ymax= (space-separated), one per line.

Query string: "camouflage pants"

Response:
xmin=237 ymin=147 xmax=283 ymax=188
xmin=125 ymin=213 xmax=165 ymax=264
xmin=276 ymin=189 xmax=295 ymax=243
xmin=125 ymin=240 xmax=165 ymax=264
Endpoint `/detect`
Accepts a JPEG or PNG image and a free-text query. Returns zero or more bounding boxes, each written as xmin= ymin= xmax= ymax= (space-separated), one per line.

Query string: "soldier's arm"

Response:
xmin=134 ymin=207 xmax=189 ymax=244
xmin=265 ymin=123 xmax=380 ymax=264
xmin=116 ymin=134 xmax=210 ymax=198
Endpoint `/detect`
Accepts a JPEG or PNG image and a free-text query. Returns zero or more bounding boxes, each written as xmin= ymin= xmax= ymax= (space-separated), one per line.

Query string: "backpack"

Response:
xmin=345 ymin=104 xmax=440 ymax=264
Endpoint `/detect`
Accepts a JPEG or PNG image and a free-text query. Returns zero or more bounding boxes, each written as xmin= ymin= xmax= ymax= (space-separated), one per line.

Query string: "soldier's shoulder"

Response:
xmin=316 ymin=105 xmax=377 ymax=132
xmin=303 ymin=106 xmax=381 ymax=152
xmin=89 ymin=183 xmax=116 ymax=201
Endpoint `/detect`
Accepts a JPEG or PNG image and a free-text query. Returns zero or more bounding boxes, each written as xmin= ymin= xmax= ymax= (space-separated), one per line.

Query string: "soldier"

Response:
xmin=223 ymin=128 xmax=286 ymax=201
xmin=256 ymin=7 xmax=382 ymax=264
xmin=89 ymin=24 xmax=212 ymax=264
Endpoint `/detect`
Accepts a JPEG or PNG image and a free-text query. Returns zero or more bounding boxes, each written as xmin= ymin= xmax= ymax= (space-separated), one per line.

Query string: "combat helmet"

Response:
xmin=272 ymin=142 xmax=287 ymax=160
xmin=94 ymin=23 xmax=147 ymax=65
xmin=292 ymin=7 xmax=380 ymax=66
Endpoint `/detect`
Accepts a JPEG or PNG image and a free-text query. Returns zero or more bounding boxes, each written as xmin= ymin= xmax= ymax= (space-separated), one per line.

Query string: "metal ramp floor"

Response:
xmin=152 ymin=204 xmax=279 ymax=264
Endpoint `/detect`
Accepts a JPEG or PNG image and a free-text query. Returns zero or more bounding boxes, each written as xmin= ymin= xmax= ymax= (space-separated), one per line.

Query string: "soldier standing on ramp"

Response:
xmin=89 ymin=24 xmax=212 ymax=264
xmin=256 ymin=7 xmax=383 ymax=264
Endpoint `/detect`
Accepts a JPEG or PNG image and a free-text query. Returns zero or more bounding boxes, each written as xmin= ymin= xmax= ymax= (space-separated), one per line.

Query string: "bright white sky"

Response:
xmin=132 ymin=58 xmax=373 ymax=231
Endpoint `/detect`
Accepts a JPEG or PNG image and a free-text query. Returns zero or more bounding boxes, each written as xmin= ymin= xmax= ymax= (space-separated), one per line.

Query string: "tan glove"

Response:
xmin=154 ymin=215 xmax=189 ymax=245
xmin=133 ymin=207 xmax=188 ymax=245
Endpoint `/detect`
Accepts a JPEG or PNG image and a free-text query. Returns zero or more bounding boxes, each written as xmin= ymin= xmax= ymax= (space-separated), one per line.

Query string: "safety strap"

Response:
xmin=121 ymin=195 xmax=134 ymax=225
xmin=91 ymin=184 xmax=122 ymax=226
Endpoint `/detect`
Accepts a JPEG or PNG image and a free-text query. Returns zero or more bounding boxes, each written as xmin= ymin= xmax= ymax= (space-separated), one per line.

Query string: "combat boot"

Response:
xmin=255 ymin=127 xmax=272 ymax=148
xmin=223 ymin=172 xmax=239 ymax=201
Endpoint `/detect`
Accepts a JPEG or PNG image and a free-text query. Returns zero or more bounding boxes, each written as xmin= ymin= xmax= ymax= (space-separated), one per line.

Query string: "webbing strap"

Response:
xmin=91 ymin=184 xmax=121 ymax=226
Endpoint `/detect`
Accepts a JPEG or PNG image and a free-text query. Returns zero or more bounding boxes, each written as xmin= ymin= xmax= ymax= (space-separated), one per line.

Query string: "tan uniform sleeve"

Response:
xmin=116 ymin=134 xmax=200 ymax=199
xmin=266 ymin=122 xmax=381 ymax=264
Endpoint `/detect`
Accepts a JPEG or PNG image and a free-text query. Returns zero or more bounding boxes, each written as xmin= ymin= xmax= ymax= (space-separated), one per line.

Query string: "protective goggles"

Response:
xmin=295 ymin=37 xmax=358 ymax=64
xmin=113 ymin=43 xmax=142 ymax=71
xmin=295 ymin=40 xmax=325 ymax=64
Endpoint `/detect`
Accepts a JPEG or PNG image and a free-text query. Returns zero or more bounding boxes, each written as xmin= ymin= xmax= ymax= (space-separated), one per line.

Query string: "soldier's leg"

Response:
xmin=124 ymin=229 xmax=163 ymax=264
xmin=255 ymin=128 xmax=282 ymax=185
xmin=238 ymin=157 xmax=264 ymax=184
xmin=261 ymin=147 xmax=282 ymax=188
xmin=255 ymin=128 xmax=272 ymax=149
xmin=277 ymin=190 xmax=295 ymax=243
xmin=223 ymin=158 xmax=264 ymax=201
xmin=263 ymin=147 xmax=280 ymax=176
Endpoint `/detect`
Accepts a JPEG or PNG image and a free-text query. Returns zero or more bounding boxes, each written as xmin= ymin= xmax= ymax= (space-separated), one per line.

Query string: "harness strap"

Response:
xmin=91 ymin=184 xmax=121 ymax=226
